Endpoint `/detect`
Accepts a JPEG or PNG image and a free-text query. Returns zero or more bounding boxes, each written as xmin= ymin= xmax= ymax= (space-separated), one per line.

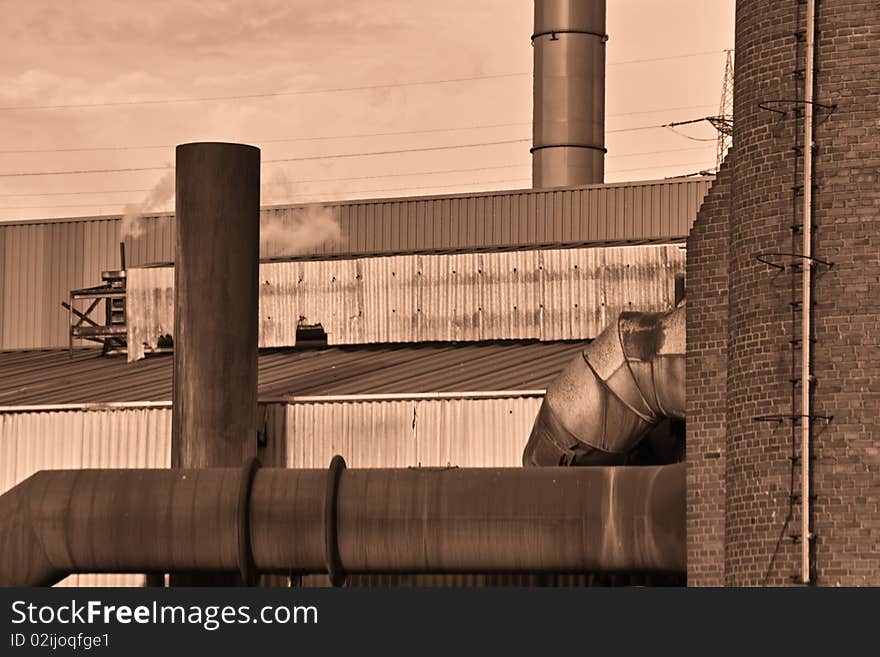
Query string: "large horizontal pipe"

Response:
xmin=0 ymin=460 xmax=684 ymax=586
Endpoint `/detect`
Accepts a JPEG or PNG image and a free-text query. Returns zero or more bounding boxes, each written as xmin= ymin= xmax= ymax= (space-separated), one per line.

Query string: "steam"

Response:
xmin=260 ymin=206 xmax=343 ymax=257
xmin=260 ymin=167 xmax=343 ymax=257
xmin=120 ymin=166 xmax=343 ymax=255
xmin=121 ymin=170 xmax=174 ymax=239
xmin=261 ymin=167 xmax=297 ymax=206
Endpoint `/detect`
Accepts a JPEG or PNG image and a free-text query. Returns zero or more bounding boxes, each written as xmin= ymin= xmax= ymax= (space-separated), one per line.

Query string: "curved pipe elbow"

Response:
xmin=524 ymin=304 xmax=685 ymax=467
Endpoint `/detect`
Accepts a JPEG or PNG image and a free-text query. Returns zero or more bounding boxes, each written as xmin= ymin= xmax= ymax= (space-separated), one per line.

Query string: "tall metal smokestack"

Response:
xmin=172 ymin=142 xmax=260 ymax=585
xmin=173 ymin=142 xmax=260 ymax=469
xmin=532 ymin=0 xmax=607 ymax=188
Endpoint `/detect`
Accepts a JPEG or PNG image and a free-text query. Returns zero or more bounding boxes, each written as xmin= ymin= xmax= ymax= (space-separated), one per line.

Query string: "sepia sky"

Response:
xmin=0 ymin=0 xmax=734 ymax=222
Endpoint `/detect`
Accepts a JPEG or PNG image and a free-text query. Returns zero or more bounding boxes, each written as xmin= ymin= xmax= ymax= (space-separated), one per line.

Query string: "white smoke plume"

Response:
xmin=260 ymin=167 xmax=343 ymax=257
xmin=120 ymin=170 xmax=174 ymax=239
xmin=260 ymin=206 xmax=343 ymax=257
xmin=122 ymin=166 xmax=344 ymax=255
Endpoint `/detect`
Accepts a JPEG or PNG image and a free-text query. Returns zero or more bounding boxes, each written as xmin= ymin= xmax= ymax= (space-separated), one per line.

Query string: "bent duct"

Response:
xmin=0 ymin=460 xmax=685 ymax=586
xmin=524 ymin=304 xmax=685 ymax=466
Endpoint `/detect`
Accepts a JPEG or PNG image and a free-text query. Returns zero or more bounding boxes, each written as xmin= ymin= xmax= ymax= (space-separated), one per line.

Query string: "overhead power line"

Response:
xmin=0 ymin=49 xmax=731 ymax=113
xmin=0 ymin=144 xmax=712 ymax=195
xmin=0 ymin=177 xmax=534 ymax=211
xmin=0 ymin=165 xmax=530 ymax=198
xmin=262 ymin=139 xmax=529 ymax=164
xmin=606 ymin=103 xmax=716 ymax=119
xmin=284 ymin=177 xmax=533 ymax=199
xmin=661 ymin=116 xmax=725 ymax=142
xmin=0 ymin=122 xmax=531 ymax=155
xmin=607 ymin=161 xmax=716 ymax=175
xmin=0 ymin=72 xmax=529 ymax=112
xmin=608 ymin=49 xmax=730 ymax=67
xmin=0 ymin=188 xmax=153 ymax=199
xmin=608 ymin=145 xmax=711 ymax=159
xmin=0 ymin=139 xmax=529 ymax=178
xmin=0 ymin=111 xmax=719 ymax=180
xmin=0 ymin=102 xmax=720 ymax=155
xmin=0 ymin=165 xmax=171 ymax=178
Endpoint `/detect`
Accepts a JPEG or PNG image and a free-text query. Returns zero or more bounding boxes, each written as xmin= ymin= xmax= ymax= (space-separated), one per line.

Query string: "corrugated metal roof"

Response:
xmin=0 ymin=341 xmax=584 ymax=407
xmin=127 ymin=244 xmax=684 ymax=359
xmin=0 ymin=178 xmax=708 ymax=350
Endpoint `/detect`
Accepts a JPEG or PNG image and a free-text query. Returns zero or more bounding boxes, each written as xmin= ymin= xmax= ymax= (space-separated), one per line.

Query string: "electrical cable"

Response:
xmin=664 ymin=127 xmax=717 ymax=142
xmin=0 ymin=165 xmax=531 ymax=198
xmin=0 ymin=102 xmax=721 ymax=155
xmin=0 ymin=123 xmax=533 ymax=155
xmin=0 ymin=48 xmax=733 ymax=113
xmin=0 ymin=144 xmax=713 ymax=197
xmin=608 ymin=49 xmax=730 ymax=67
xmin=0 ymin=139 xmax=529 ymax=177
xmin=0 ymin=72 xmax=530 ymax=111
xmin=606 ymin=161 xmax=717 ymax=175
xmin=0 ymin=177 xmax=534 ymax=211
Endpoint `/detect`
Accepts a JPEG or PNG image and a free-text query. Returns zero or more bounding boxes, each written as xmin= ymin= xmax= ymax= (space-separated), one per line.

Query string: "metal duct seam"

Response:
xmin=523 ymin=303 xmax=685 ymax=466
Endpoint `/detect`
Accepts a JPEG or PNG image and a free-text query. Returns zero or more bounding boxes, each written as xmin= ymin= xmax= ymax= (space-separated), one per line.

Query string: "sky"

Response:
xmin=0 ymin=0 xmax=735 ymax=222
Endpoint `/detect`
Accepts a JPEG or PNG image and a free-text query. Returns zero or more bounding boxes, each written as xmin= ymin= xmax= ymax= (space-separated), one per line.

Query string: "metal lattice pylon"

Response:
xmin=716 ymin=49 xmax=734 ymax=169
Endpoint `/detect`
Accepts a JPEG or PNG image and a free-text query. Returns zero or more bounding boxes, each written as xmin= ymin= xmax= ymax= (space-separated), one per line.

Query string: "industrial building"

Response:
xmin=1 ymin=0 xmax=878 ymax=587
xmin=0 ymin=180 xmax=699 ymax=587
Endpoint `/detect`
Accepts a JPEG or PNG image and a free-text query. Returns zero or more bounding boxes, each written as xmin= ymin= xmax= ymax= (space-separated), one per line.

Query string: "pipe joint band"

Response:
xmin=531 ymin=29 xmax=608 ymax=43
xmin=237 ymin=457 xmax=260 ymax=586
xmin=324 ymin=455 xmax=347 ymax=587
xmin=530 ymin=143 xmax=608 ymax=154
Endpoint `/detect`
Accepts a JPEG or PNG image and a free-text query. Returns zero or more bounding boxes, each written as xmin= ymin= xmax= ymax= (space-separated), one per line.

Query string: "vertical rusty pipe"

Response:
xmin=172 ymin=142 xmax=260 ymax=585
xmin=173 ymin=142 xmax=260 ymax=468
xmin=532 ymin=0 xmax=607 ymax=188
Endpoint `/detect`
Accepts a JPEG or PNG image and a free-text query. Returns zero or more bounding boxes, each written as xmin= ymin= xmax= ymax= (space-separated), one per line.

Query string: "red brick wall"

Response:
xmin=724 ymin=0 xmax=803 ymax=587
xmin=687 ymin=0 xmax=880 ymax=586
xmin=686 ymin=157 xmax=732 ymax=587
xmin=808 ymin=0 xmax=880 ymax=586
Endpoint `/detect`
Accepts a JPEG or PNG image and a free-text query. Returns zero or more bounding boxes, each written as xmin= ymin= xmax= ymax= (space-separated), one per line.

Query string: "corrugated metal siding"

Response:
xmin=126 ymin=213 xmax=174 ymax=268
xmin=0 ymin=408 xmax=171 ymax=587
xmin=0 ymin=398 xmax=537 ymax=486
xmin=258 ymin=179 xmax=709 ymax=257
xmin=0 ymin=219 xmax=121 ymax=350
xmin=127 ymin=244 xmax=685 ymax=360
xmin=284 ymin=397 xmax=542 ymax=468
xmin=0 ymin=179 xmax=708 ymax=350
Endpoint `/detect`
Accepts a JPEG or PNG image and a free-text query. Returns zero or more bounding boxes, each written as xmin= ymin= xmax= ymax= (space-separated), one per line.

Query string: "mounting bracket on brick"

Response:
xmin=755 ymin=252 xmax=834 ymax=272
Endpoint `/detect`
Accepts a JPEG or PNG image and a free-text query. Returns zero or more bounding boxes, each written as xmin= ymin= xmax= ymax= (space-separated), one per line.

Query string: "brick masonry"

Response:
xmin=686 ymin=157 xmax=732 ymax=587
xmin=687 ymin=0 xmax=880 ymax=586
